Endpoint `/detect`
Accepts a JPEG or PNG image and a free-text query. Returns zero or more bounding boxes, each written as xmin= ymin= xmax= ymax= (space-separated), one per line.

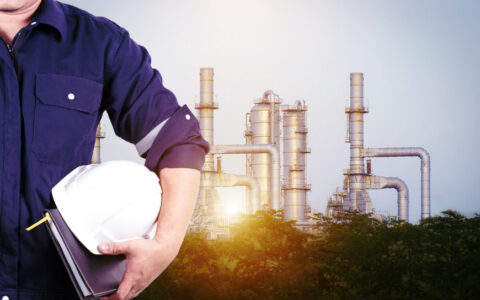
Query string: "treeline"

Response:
xmin=139 ymin=210 xmax=480 ymax=300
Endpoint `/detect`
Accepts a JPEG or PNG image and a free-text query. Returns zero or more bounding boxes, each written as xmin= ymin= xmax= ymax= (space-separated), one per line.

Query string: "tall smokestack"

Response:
xmin=346 ymin=73 xmax=370 ymax=212
xmin=195 ymin=68 xmax=219 ymax=225
xmin=91 ymin=124 xmax=104 ymax=164
xmin=199 ymin=68 xmax=216 ymax=170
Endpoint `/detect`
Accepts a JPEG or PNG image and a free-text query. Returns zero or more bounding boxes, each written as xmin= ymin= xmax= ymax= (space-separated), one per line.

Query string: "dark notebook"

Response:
xmin=44 ymin=209 xmax=126 ymax=300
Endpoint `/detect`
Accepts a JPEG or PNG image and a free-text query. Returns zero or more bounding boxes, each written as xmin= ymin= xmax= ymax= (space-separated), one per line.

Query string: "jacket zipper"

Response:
xmin=10 ymin=31 xmax=24 ymax=58
xmin=0 ymin=36 xmax=12 ymax=55
xmin=1 ymin=30 xmax=25 ymax=59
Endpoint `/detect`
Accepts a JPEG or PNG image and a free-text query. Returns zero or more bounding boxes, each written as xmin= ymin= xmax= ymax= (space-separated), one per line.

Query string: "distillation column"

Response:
xmin=345 ymin=73 xmax=372 ymax=212
xmin=194 ymin=68 xmax=219 ymax=227
xmin=282 ymin=100 xmax=311 ymax=221
xmin=247 ymin=91 xmax=281 ymax=210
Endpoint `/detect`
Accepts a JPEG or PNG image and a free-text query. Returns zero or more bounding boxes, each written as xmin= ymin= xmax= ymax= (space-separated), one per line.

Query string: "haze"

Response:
xmin=62 ymin=0 xmax=480 ymax=221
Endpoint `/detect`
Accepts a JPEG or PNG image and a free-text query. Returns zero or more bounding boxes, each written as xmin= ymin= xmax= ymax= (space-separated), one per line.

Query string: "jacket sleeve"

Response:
xmin=102 ymin=29 xmax=209 ymax=172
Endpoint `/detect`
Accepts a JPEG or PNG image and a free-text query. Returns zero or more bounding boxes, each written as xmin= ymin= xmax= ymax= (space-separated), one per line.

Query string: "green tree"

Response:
xmin=228 ymin=210 xmax=317 ymax=299
xmin=138 ymin=209 xmax=480 ymax=300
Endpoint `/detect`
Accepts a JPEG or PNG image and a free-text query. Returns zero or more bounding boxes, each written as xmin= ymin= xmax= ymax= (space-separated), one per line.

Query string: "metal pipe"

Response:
xmin=244 ymin=113 xmax=253 ymax=209
xmin=366 ymin=159 xmax=372 ymax=175
xmin=361 ymin=147 xmax=431 ymax=219
xmin=364 ymin=175 xmax=409 ymax=221
xmin=263 ymin=90 xmax=277 ymax=146
xmin=213 ymin=172 xmax=261 ymax=213
xmin=211 ymin=144 xmax=281 ymax=210
xmin=216 ymin=156 xmax=222 ymax=173
xmin=244 ymin=113 xmax=253 ymax=177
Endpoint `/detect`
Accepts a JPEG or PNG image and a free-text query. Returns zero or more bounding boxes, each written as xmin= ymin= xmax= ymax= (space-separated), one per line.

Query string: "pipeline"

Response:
xmin=263 ymin=90 xmax=278 ymax=146
xmin=364 ymin=175 xmax=409 ymax=221
xmin=213 ymin=172 xmax=261 ymax=213
xmin=345 ymin=73 xmax=431 ymax=221
xmin=361 ymin=147 xmax=430 ymax=219
xmin=211 ymin=144 xmax=281 ymax=210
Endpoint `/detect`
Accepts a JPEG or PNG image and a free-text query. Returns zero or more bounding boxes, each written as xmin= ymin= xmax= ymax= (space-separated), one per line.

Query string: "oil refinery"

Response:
xmin=190 ymin=68 xmax=312 ymax=236
xmin=93 ymin=69 xmax=431 ymax=235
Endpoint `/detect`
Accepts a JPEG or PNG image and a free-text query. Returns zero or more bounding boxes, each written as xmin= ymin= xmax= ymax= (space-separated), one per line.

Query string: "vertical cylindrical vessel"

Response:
xmin=346 ymin=73 xmax=369 ymax=212
xmin=198 ymin=68 xmax=216 ymax=171
xmin=195 ymin=68 xmax=219 ymax=223
xmin=282 ymin=100 xmax=310 ymax=221
xmin=91 ymin=124 xmax=104 ymax=164
xmin=249 ymin=91 xmax=281 ymax=209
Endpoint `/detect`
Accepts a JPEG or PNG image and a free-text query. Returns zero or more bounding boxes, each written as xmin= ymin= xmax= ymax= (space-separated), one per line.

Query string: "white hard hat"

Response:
xmin=51 ymin=160 xmax=162 ymax=255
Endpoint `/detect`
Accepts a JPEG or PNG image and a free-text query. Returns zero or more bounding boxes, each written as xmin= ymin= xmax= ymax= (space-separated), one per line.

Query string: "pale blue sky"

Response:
xmin=63 ymin=0 xmax=480 ymax=221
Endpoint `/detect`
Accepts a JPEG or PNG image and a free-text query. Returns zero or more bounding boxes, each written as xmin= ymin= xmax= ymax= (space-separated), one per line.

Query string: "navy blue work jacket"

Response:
xmin=0 ymin=0 xmax=208 ymax=299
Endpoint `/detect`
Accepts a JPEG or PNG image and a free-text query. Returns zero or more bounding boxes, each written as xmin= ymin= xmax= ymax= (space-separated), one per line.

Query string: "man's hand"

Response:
xmin=98 ymin=237 xmax=179 ymax=300
xmin=99 ymin=167 xmax=201 ymax=300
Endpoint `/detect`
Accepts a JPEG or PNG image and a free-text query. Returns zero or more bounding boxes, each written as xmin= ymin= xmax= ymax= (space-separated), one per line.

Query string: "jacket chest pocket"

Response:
xmin=33 ymin=74 xmax=103 ymax=164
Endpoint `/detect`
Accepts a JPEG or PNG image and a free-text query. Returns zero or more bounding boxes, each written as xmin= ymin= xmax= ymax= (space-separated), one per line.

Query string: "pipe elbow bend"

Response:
xmin=415 ymin=147 xmax=430 ymax=162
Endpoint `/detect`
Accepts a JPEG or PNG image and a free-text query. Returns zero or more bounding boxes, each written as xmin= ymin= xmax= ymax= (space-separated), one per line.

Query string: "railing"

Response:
xmin=195 ymin=102 xmax=219 ymax=109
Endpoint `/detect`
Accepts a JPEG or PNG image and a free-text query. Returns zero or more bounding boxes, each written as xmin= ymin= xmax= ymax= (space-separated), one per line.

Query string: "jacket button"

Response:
xmin=185 ymin=114 xmax=191 ymax=120
xmin=68 ymin=93 xmax=75 ymax=100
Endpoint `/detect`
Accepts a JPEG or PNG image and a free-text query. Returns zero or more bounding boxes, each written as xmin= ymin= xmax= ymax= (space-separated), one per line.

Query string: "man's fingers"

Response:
xmin=113 ymin=273 xmax=136 ymax=300
xmin=119 ymin=274 xmax=133 ymax=298
xmin=98 ymin=240 xmax=132 ymax=255
xmin=101 ymin=273 xmax=134 ymax=300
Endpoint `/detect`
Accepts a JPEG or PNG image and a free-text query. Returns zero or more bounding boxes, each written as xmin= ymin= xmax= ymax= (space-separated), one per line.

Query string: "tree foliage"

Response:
xmin=138 ymin=209 xmax=480 ymax=300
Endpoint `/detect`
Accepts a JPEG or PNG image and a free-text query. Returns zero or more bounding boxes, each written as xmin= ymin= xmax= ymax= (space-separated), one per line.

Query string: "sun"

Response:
xmin=224 ymin=201 xmax=243 ymax=216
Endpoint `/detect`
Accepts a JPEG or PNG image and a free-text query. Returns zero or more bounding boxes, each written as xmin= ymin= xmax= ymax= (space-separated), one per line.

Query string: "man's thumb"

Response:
xmin=98 ymin=241 xmax=130 ymax=255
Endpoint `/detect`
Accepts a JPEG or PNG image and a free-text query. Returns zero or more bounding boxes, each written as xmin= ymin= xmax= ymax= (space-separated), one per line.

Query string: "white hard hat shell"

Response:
xmin=52 ymin=160 xmax=162 ymax=255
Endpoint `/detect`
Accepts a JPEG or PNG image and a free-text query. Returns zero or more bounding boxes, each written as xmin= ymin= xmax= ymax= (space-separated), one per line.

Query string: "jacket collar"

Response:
xmin=33 ymin=0 xmax=67 ymax=40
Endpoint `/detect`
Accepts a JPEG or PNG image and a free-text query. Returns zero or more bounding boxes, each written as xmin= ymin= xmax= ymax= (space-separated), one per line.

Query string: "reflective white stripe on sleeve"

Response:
xmin=135 ymin=118 xmax=169 ymax=156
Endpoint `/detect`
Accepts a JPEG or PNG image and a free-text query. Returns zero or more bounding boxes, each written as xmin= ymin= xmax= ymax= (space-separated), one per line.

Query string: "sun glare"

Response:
xmin=224 ymin=201 xmax=243 ymax=216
